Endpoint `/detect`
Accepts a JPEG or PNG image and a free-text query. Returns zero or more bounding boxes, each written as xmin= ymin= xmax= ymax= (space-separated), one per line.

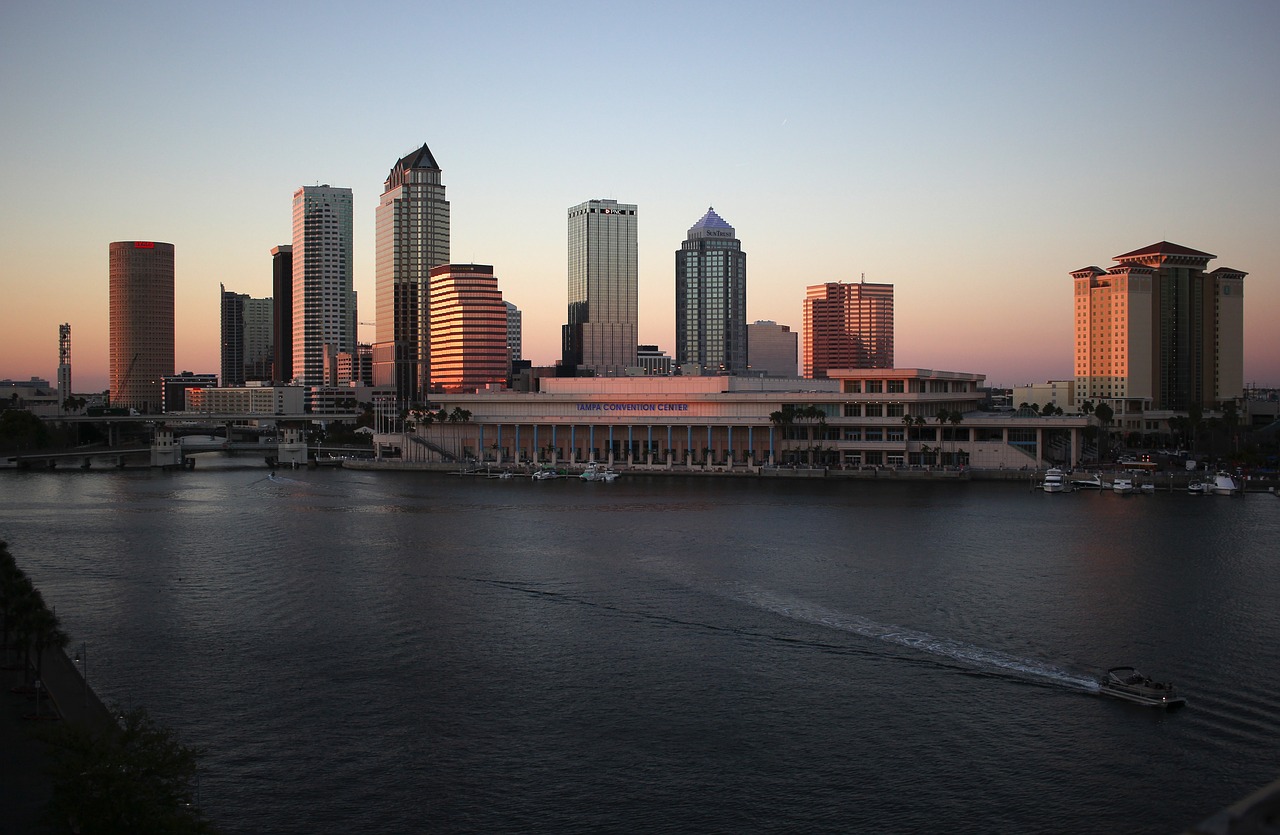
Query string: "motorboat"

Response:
xmin=1098 ymin=667 xmax=1186 ymax=708
xmin=1041 ymin=468 xmax=1069 ymax=493
xmin=580 ymin=462 xmax=619 ymax=482
xmin=1071 ymin=474 xmax=1103 ymax=490
xmin=1211 ymin=472 xmax=1240 ymax=496
xmin=1137 ymin=482 xmax=1156 ymax=494
xmin=1111 ymin=477 xmax=1134 ymax=495
xmin=1187 ymin=481 xmax=1210 ymax=495
xmin=531 ymin=468 xmax=560 ymax=480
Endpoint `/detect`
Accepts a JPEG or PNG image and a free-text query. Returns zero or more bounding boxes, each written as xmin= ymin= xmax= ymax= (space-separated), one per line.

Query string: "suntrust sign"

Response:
xmin=577 ymin=403 xmax=690 ymax=412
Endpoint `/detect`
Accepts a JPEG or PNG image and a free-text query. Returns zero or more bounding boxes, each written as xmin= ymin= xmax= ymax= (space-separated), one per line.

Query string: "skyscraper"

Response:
xmin=109 ymin=241 xmax=174 ymax=412
xmin=504 ymin=301 xmax=522 ymax=365
xmin=292 ymin=186 xmax=355 ymax=386
xmin=563 ymin=198 xmax=637 ymax=376
xmin=802 ymin=280 xmax=894 ymax=379
xmin=429 ymin=264 xmax=508 ymax=393
xmin=747 ymin=320 xmax=798 ymax=377
xmin=374 ymin=144 xmax=449 ymax=402
xmin=1072 ymin=241 xmax=1245 ymax=411
xmin=271 ymin=245 xmax=293 ymax=383
xmin=220 ymin=284 xmax=273 ymax=386
xmin=675 ymin=207 xmax=747 ymax=375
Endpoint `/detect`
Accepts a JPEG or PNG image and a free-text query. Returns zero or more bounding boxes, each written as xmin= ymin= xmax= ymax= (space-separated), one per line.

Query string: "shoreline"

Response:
xmin=7 ymin=456 xmax=1278 ymax=492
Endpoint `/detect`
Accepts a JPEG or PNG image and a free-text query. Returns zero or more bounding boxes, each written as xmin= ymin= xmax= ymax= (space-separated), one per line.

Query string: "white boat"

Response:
xmin=580 ymin=462 xmax=619 ymax=482
xmin=531 ymin=468 xmax=560 ymax=480
xmin=1187 ymin=481 xmax=1210 ymax=495
xmin=1111 ymin=477 xmax=1134 ymax=495
xmin=1098 ymin=667 xmax=1186 ymax=708
xmin=1041 ymin=468 xmax=1068 ymax=493
xmin=1138 ymin=482 xmax=1156 ymax=494
xmin=1211 ymin=472 xmax=1239 ymax=496
xmin=1072 ymin=474 xmax=1103 ymax=490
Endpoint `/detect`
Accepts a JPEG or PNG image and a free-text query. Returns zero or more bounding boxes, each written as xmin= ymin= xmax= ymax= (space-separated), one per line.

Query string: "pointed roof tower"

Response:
xmin=385 ymin=143 xmax=441 ymax=191
xmin=686 ymin=207 xmax=736 ymax=240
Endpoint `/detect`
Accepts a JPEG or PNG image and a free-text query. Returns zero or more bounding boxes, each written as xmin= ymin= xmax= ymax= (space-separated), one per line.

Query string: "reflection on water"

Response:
xmin=2 ymin=470 xmax=1279 ymax=834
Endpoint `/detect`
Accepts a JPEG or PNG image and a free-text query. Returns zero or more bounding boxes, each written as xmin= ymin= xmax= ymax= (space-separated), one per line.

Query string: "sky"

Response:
xmin=2 ymin=0 xmax=1278 ymax=392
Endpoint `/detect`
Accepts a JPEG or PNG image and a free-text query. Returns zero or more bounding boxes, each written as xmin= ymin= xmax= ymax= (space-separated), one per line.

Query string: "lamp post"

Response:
xmin=74 ymin=642 xmax=87 ymax=709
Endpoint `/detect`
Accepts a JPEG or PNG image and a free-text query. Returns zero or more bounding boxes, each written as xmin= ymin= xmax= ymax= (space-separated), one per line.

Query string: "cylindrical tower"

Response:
xmin=109 ymin=241 xmax=174 ymax=413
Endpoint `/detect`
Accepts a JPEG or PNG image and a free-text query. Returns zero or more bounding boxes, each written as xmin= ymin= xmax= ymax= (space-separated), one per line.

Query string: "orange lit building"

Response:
xmin=803 ymin=281 xmax=893 ymax=378
xmin=428 ymin=264 xmax=508 ymax=393
xmin=1072 ymin=242 xmax=1245 ymax=413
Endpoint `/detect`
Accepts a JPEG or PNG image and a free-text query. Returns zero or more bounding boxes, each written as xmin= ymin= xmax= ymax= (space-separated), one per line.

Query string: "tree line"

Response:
xmin=2 ymin=541 xmax=216 ymax=833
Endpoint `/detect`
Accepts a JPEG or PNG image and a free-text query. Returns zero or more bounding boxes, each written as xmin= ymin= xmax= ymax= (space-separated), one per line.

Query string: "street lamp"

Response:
xmin=74 ymin=642 xmax=88 ymax=708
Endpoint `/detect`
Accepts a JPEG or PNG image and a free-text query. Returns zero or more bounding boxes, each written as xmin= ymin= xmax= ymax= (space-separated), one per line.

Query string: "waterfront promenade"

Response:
xmin=1 ymin=646 xmax=114 ymax=833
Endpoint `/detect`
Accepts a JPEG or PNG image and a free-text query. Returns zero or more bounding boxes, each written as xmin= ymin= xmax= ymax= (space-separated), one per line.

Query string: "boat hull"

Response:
xmin=1099 ymin=667 xmax=1186 ymax=708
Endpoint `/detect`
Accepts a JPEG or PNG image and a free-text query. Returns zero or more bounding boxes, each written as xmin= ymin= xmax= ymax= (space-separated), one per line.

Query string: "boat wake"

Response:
xmin=733 ymin=584 xmax=1100 ymax=693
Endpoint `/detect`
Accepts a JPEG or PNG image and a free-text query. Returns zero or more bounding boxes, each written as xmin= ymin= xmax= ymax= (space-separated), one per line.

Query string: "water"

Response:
xmin=3 ymin=468 xmax=1279 ymax=833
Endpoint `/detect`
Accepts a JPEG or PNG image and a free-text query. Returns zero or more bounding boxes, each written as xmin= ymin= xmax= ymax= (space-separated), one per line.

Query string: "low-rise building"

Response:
xmin=1012 ymin=380 xmax=1077 ymax=413
xmin=185 ymin=385 xmax=305 ymax=415
xmin=376 ymin=369 xmax=1090 ymax=469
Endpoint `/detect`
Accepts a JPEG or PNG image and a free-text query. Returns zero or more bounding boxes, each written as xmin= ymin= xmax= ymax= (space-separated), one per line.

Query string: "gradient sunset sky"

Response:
xmin=2 ymin=1 xmax=1277 ymax=392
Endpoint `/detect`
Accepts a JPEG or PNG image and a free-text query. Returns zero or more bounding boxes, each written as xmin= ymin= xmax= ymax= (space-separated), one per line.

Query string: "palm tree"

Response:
xmin=769 ymin=406 xmax=797 ymax=464
xmin=31 ymin=604 xmax=68 ymax=685
xmin=1093 ymin=402 xmax=1114 ymax=460
xmin=947 ymin=410 xmax=965 ymax=466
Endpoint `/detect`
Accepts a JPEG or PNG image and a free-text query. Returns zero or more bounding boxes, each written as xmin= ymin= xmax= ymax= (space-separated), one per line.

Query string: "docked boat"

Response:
xmin=1187 ymin=481 xmax=1210 ymax=495
xmin=531 ymin=468 xmax=560 ymax=480
xmin=1098 ymin=667 xmax=1186 ymax=708
xmin=1041 ymin=468 xmax=1069 ymax=493
xmin=1072 ymin=474 xmax=1103 ymax=490
xmin=1137 ymin=482 xmax=1156 ymax=494
xmin=580 ymin=462 xmax=619 ymax=482
xmin=1211 ymin=472 xmax=1240 ymax=496
xmin=1111 ymin=477 xmax=1134 ymax=495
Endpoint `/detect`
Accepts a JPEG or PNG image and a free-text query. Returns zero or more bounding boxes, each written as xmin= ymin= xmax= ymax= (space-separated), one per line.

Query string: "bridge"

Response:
xmin=11 ymin=413 xmax=360 ymax=470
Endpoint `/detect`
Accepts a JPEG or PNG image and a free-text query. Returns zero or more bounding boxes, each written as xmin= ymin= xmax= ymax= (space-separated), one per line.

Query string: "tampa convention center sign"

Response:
xmin=576 ymin=403 xmax=691 ymax=412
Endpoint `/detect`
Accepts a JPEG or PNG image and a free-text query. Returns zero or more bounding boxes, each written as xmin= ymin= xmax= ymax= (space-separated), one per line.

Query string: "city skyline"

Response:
xmin=2 ymin=2 xmax=1278 ymax=391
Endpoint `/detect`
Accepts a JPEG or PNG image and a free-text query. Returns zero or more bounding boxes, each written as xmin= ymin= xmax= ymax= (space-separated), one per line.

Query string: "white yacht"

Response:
xmin=1072 ymin=474 xmax=1103 ymax=490
xmin=580 ymin=462 xmax=619 ymax=482
xmin=1211 ymin=473 xmax=1240 ymax=495
xmin=1041 ymin=468 xmax=1068 ymax=493
xmin=1111 ymin=477 xmax=1134 ymax=495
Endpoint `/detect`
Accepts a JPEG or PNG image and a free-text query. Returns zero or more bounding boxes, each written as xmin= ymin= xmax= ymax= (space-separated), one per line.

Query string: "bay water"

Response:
xmin=3 ymin=467 xmax=1278 ymax=833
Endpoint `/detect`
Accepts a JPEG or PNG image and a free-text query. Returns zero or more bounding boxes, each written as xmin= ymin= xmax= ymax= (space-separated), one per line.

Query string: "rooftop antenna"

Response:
xmin=861 ymin=272 xmax=865 ymax=283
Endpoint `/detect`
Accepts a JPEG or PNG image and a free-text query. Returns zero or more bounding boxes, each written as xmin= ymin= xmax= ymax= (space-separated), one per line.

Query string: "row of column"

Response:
xmin=473 ymin=423 xmax=778 ymax=467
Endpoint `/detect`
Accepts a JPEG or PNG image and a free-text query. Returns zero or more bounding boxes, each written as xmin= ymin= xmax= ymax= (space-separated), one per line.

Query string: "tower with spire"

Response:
xmin=374 ymin=143 xmax=450 ymax=401
xmin=675 ymin=207 xmax=747 ymax=375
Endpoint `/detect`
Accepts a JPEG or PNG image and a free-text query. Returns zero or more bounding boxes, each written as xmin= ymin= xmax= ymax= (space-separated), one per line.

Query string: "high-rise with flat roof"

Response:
xmin=675 ymin=207 xmax=747 ymax=375
xmin=803 ymin=280 xmax=894 ymax=379
xmin=505 ymin=301 xmax=522 ymax=366
xmin=292 ymin=186 xmax=355 ymax=386
xmin=220 ymin=285 xmax=273 ymax=386
xmin=747 ymin=320 xmax=798 ymax=377
xmin=429 ymin=264 xmax=508 ymax=393
xmin=563 ymin=199 xmax=637 ymax=376
xmin=271 ymin=245 xmax=293 ymax=383
xmin=374 ymin=144 xmax=449 ymax=402
xmin=109 ymin=240 xmax=174 ymax=412
xmin=1072 ymin=241 xmax=1245 ymax=412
